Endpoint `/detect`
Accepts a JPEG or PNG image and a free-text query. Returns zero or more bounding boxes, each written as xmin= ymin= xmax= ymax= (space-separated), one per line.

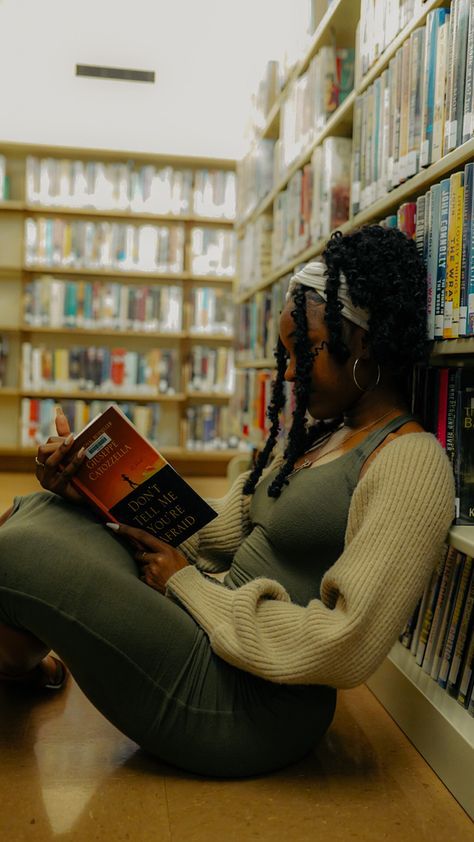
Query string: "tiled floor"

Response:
xmin=0 ymin=473 xmax=472 ymax=840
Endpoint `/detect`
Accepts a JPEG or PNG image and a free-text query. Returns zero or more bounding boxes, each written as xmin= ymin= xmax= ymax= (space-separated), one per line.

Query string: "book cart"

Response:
xmin=0 ymin=142 xmax=239 ymax=476
xmin=235 ymin=0 xmax=474 ymax=818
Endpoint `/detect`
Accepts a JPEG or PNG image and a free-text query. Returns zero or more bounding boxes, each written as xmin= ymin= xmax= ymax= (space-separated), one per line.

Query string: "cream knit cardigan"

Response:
xmin=167 ymin=433 xmax=455 ymax=689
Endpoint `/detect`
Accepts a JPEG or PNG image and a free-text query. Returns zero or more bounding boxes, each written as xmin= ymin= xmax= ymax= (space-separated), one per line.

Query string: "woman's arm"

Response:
xmin=179 ymin=453 xmax=284 ymax=574
xmin=167 ymin=433 xmax=455 ymax=688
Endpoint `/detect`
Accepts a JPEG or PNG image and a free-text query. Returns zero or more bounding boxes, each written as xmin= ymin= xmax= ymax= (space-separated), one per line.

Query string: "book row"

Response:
xmin=22 ymin=276 xmax=234 ymax=336
xmin=21 ymin=397 xmax=164 ymax=448
xmin=237 ymin=137 xmax=352 ymax=289
xmin=24 ymin=156 xmax=237 ymax=219
xmin=352 ymin=3 xmax=474 ymax=214
xmin=273 ymin=137 xmax=352 ymax=269
xmin=24 ymin=277 xmax=184 ymax=333
xmin=24 ymin=218 xmax=237 ymax=277
xmin=230 ymin=369 xmax=295 ymax=448
xmin=185 ymin=404 xmax=241 ymax=451
xmin=399 ymin=543 xmax=474 ymax=717
xmin=238 ymin=45 xmax=354 ymax=218
xmin=236 ymin=275 xmax=290 ymax=362
xmin=412 ymin=365 xmax=474 ymax=526
xmin=278 ymin=44 xmax=355 ymax=175
xmin=19 ymin=397 xmax=244 ymax=452
xmin=21 ymin=343 xmax=180 ymax=396
xmin=188 ymin=347 xmax=235 ymax=394
xmin=413 ymin=163 xmax=474 ymax=339
xmin=357 ymin=0 xmax=424 ymax=79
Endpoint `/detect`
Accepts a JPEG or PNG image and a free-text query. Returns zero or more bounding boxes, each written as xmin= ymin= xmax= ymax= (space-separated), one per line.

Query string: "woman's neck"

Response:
xmin=342 ymin=386 xmax=409 ymax=431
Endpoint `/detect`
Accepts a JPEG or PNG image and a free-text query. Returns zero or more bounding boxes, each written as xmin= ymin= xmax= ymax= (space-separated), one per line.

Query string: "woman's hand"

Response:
xmin=35 ymin=408 xmax=86 ymax=504
xmin=106 ymin=523 xmax=189 ymax=593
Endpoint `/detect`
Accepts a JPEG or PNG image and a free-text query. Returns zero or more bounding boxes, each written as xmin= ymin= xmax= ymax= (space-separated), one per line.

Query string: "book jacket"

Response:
xmin=68 ymin=405 xmax=217 ymax=546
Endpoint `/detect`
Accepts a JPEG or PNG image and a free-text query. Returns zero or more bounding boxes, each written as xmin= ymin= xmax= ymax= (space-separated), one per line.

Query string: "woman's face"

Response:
xmin=279 ymin=296 xmax=366 ymax=420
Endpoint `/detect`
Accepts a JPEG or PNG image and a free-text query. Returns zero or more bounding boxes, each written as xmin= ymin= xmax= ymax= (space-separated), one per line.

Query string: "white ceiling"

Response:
xmin=0 ymin=0 xmax=309 ymax=160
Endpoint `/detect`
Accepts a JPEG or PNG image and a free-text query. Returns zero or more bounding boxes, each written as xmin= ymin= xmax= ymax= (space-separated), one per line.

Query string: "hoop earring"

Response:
xmin=353 ymin=357 xmax=381 ymax=392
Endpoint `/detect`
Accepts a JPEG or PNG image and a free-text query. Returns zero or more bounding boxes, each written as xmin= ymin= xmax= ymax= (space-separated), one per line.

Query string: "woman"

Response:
xmin=0 ymin=226 xmax=454 ymax=777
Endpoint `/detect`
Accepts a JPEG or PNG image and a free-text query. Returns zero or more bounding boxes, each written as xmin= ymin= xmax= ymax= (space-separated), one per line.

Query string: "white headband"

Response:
xmin=286 ymin=260 xmax=370 ymax=331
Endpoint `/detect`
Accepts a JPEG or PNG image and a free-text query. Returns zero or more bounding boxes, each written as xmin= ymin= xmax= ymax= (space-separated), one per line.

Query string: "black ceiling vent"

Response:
xmin=76 ymin=64 xmax=155 ymax=83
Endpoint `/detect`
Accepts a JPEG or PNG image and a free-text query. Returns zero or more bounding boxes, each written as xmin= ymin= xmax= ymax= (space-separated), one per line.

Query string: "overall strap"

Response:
xmin=355 ymin=413 xmax=416 ymax=461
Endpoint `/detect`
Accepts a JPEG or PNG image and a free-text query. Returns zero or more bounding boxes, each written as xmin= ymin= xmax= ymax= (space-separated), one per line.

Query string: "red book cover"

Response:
xmin=68 ymin=405 xmax=217 ymax=546
xmin=111 ymin=348 xmax=125 ymax=387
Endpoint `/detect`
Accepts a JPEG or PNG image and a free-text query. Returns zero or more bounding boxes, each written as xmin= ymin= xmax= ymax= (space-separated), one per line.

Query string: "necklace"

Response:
xmin=288 ymin=408 xmax=396 ymax=478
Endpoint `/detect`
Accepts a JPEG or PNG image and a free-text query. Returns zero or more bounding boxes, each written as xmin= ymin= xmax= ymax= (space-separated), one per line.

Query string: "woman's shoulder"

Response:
xmin=360 ymin=423 xmax=433 ymax=479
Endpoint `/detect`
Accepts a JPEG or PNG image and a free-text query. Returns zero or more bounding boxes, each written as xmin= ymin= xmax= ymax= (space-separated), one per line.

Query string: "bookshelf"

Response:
xmin=236 ymin=0 xmax=474 ymax=817
xmin=0 ymin=142 xmax=241 ymax=476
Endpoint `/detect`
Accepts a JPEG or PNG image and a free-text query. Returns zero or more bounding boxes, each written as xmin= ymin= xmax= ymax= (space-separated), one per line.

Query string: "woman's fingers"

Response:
xmin=106 ymin=522 xmax=166 ymax=551
xmin=55 ymin=408 xmax=71 ymax=437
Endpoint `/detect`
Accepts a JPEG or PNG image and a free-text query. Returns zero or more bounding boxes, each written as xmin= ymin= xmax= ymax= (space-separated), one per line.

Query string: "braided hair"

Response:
xmin=242 ymin=225 xmax=428 ymax=498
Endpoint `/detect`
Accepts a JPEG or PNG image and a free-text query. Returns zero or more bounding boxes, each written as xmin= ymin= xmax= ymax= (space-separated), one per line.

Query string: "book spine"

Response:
xmin=426 ymin=185 xmax=440 ymax=340
xmin=460 ymin=162 xmax=474 ymax=335
xmin=430 ymin=550 xmax=464 ymax=680
xmin=444 ymin=0 xmax=457 ymax=154
xmin=438 ymin=554 xmax=473 ymax=687
xmin=435 ymin=179 xmax=450 ymax=339
xmin=447 ymin=563 xmax=474 ymax=696
xmin=432 ymin=14 xmax=450 ymax=162
xmin=448 ymin=0 xmax=470 ymax=150
xmin=421 ymin=10 xmax=445 ymax=167
xmin=444 ymin=172 xmax=464 ymax=338
xmin=407 ymin=27 xmax=425 ymax=177
xmin=457 ymin=624 xmax=474 ymax=706
xmin=466 ymin=162 xmax=474 ymax=335
xmin=462 ymin=0 xmax=474 ymax=141
xmin=422 ymin=545 xmax=458 ymax=675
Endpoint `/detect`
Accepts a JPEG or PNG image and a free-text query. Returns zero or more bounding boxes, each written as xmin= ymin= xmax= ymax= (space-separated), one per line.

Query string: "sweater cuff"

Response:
xmin=167 ymin=565 xmax=234 ymax=628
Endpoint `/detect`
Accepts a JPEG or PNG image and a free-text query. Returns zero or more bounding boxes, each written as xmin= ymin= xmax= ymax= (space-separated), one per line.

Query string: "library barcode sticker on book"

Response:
xmin=85 ymin=433 xmax=112 ymax=460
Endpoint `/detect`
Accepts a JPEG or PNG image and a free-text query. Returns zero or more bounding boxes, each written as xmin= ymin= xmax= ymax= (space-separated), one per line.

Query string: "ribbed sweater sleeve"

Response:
xmin=167 ymin=433 xmax=455 ymax=688
xmin=178 ymin=468 xmax=254 ymax=572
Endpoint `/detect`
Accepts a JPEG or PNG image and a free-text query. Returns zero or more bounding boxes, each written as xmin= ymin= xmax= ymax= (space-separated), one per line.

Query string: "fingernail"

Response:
xmin=77 ymin=447 xmax=85 ymax=458
xmin=106 ymin=522 xmax=119 ymax=531
xmin=65 ymin=434 xmax=73 ymax=445
xmin=56 ymin=405 xmax=64 ymax=416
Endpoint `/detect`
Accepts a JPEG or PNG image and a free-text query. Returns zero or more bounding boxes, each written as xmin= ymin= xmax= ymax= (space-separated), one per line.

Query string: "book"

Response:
xmin=432 ymin=11 xmax=450 ymax=162
xmin=447 ymin=562 xmax=474 ymax=696
xmin=435 ymin=178 xmax=451 ymax=339
xmin=421 ymin=9 xmax=449 ymax=167
xmin=444 ymin=171 xmax=464 ymax=338
xmin=438 ymin=553 xmax=473 ymax=687
xmin=455 ymin=374 xmax=474 ymax=524
xmin=68 ymin=404 xmax=217 ymax=546
xmin=462 ymin=1 xmax=474 ymax=142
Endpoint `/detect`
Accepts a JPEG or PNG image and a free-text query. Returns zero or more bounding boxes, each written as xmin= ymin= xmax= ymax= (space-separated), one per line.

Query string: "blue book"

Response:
xmin=435 ymin=179 xmax=451 ymax=340
xmin=460 ymin=162 xmax=474 ymax=335
xmin=421 ymin=9 xmax=449 ymax=167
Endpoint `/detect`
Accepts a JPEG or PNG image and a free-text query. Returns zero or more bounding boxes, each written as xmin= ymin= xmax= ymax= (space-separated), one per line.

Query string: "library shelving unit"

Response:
xmin=236 ymin=0 xmax=474 ymax=819
xmin=0 ymin=142 xmax=239 ymax=476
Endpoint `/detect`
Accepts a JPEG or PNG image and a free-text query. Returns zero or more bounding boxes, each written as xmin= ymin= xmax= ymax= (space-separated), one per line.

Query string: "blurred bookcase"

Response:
xmin=0 ymin=141 xmax=242 ymax=476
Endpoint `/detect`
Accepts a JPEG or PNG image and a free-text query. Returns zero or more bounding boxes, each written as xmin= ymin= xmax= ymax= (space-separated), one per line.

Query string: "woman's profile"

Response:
xmin=0 ymin=225 xmax=454 ymax=777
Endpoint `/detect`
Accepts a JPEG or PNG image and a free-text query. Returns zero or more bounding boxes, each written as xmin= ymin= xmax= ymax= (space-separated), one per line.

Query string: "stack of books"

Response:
xmin=188 ymin=347 xmax=235 ymax=394
xmin=189 ymin=287 xmax=234 ymax=335
xmin=190 ymin=227 xmax=236 ymax=277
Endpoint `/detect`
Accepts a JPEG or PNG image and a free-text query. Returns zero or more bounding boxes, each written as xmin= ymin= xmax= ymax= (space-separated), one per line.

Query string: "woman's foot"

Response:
xmin=0 ymin=654 xmax=68 ymax=691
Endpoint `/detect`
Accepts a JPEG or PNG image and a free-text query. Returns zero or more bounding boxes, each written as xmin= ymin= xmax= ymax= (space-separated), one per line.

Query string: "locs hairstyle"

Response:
xmin=242 ymin=225 xmax=428 ymax=499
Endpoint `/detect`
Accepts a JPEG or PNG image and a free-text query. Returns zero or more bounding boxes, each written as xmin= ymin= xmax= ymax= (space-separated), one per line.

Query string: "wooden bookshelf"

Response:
xmin=0 ymin=141 xmax=240 ymax=472
xmin=236 ymin=0 xmax=474 ymax=817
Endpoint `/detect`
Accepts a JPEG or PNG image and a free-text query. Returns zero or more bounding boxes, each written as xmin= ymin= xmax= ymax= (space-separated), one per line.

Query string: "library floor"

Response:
xmin=0 ymin=473 xmax=472 ymax=841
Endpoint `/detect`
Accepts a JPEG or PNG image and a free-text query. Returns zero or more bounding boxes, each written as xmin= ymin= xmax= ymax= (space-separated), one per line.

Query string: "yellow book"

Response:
xmin=444 ymin=171 xmax=464 ymax=338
